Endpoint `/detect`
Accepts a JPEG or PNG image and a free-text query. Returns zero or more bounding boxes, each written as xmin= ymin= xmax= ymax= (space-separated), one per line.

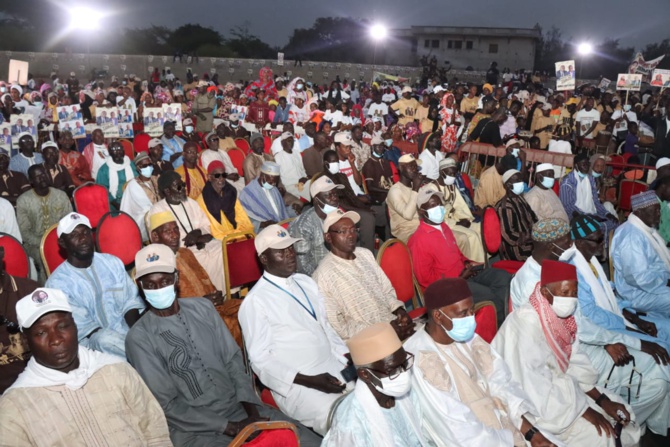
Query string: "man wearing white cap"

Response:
xmin=387 ymin=153 xmax=425 ymax=242
xmin=531 ymin=102 xmax=556 ymax=149
xmin=313 ymin=210 xmax=415 ymax=341
xmin=147 ymin=137 xmax=174 ymax=175
xmin=240 ymin=224 xmax=353 ymax=435
xmin=193 ymin=80 xmax=216 ymax=133
xmin=239 ymin=161 xmax=294 ymax=232
xmin=496 ymin=169 xmax=537 ymax=261
xmin=524 ymin=162 xmax=569 ymax=222
xmin=0 ymin=288 xmax=171 ymax=446
xmin=654 ymin=157 xmax=670 ymax=185
xmin=120 ymin=151 xmax=161 ymax=241
xmin=46 ymin=212 xmax=145 ymax=357
xmin=391 ymin=86 xmax=419 ymax=127
xmin=274 ymin=130 xmax=311 ymax=201
xmin=322 ymin=322 xmax=424 ymax=446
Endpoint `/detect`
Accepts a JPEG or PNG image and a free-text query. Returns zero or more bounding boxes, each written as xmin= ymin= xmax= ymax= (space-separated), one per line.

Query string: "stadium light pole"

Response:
xmin=370 ymin=24 xmax=388 ymax=65
xmin=577 ymin=42 xmax=593 ymax=79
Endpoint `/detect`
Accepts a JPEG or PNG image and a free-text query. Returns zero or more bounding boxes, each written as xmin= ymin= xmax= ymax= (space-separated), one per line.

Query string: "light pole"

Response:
xmin=577 ymin=42 xmax=593 ymax=80
xmin=370 ymin=24 xmax=388 ymax=65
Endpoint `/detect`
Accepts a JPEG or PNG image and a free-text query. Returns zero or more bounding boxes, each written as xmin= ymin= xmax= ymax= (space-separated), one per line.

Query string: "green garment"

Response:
xmin=96 ymin=162 xmax=138 ymax=207
xmin=659 ymin=200 xmax=670 ymax=244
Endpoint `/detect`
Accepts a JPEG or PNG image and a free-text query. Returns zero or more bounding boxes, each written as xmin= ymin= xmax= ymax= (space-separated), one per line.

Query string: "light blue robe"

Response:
xmin=160 ymin=135 xmax=185 ymax=168
xmin=46 ymin=253 xmax=145 ymax=358
xmin=238 ymin=179 xmax=293 ymax=233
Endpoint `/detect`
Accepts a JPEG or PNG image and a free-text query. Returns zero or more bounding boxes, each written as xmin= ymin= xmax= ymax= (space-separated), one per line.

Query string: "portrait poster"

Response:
xmin=230 ymin=105 xmax=248 ymax=123
xmin=9 ymin=114 xmax=36 ymax=137
xmin=616 ymin=73 xmax=642 ymax=91
xmin=650 ymin=69 xmax=670 ymax=88
xmin=60 ymin=119 xmax=87 ymax=138
xmin=597 ymin=78 xmax=611 ymax=90
xmin=555 ymin=60 xmax=576 ymax=90
xmin=0 ymin=123 xmax=12 ymax=155
xmin=143 ymin=107 xmax=164 ymax=137
xmin=56 ymin=104 xmax=82 ymax=122
xmin=162 ymin=104 xmax=182 ymax=131
xmin=628 ymin=52 xmax=665 ymax=82
xmin=119 ymin=123 xmax=134 ymax=139
xmin=96 ymin=107 xmax=120 ymax=138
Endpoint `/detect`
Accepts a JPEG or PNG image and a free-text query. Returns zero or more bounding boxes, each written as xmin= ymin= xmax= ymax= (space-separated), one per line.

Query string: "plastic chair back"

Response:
xmin=277 ymin=218 xmax=295 ymax=229
xmin=481 ymin=207 xmax=501 ymax=254
xmin=0 ymin=233 xmax=29 ymax=278
xmin=461 ymin=173 xmax=474 ymax=199
xmin=222 ymin=232 xmax=263 ymax=298
xmin=133 ymin=133 xmax=152 ymax=154
xmin=618 ymin=180 xmax=648 ymax=213
xmin=376 ymin=238 xmax=425 ymax=319
xmin=95 ymin=211 xmax=143 ymax=268
xmin=227 ymin=148 xmax=246 ymax=177
xmin=229 ymin=421 xmax=299 ymax=447
xmin=119 ymin=139 xmax=135 ymax=159
xmin=40 ymin=224 xmax=67 ymax=277
xmin=263 ymin=136 xmax=272 ymax=154
xmin=72 ymin=182 xmax=111 ymax=229
xmin=234 ymin=138 xmax=251 ymax=154
xmin=474 ymin=300 xmax=498 ymax=343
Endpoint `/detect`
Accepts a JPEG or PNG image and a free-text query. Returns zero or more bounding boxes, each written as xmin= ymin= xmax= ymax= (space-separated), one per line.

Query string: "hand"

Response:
xmin=581 ymin=407 xmax=616 ymax=438
xmin=530 ymin=431 xmax=557 ymax=447
xmin=291 ymin=203 xmax=303 ymax=215
xmin=295 ymin=373 xmax=346 ymax=394
xmin=600 ymin=399 xmax=630 ymax=426
xmin=227 ymin=173 xmax=240 ymax=182
xmin=456 ymin=219 xmax=471 ymax=228
xmin=604 ymin=343 xmax=633 ymax=366
xmin=635 ymin=318 xmax=657 ymax=337
xmin=390 ymin=317 xmax=416 ymax=340
xmin=170 ymin=152 xmax=183 ymax=162
xmin=183 ymin=231 xmax=201 ymax=247
xmin=393 ymin=308 xmax=413 ymax=327
xmin=205 ymin=291 xmax=224 ymax=307
xmin=298 ymin=177 xmax=309 ymax=184
xmin=640 ymin=340 xmax=670 ymax=365
xmin=197 ymin=233 xmax=214 ymax=246
xmin=459 ymin=264 xmax=479 ymax=280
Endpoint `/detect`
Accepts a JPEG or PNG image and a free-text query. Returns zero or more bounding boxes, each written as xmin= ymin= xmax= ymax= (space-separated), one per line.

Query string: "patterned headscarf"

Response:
xmin=531 ymin=219 xmax=570 ymax=242
xmin=404 ymin=122 xmax=421 ymax=141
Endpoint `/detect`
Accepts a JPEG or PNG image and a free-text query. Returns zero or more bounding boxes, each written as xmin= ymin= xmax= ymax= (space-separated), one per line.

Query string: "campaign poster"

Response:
xmin=96 ymin=107 xmax=120 ymax=138
xmin=597 ymin=78 xmax=611 ymax=91
xmin=628 ymin=52 xmax=665 ymax=82
xmin=60 ymin=119 xmax=87 ymax=139
xmin=650 ymin=69 xmax=670 ymax=89
xmin=119 ymin=123 xmax=134 ymax=139
xmin=555 ymin=60 xmax=576 ymax=90
xmin=229 ymin=105 xmax=248 ymax=123
xmin=0 ymin=123 xmax=12 ymax=155
xmin=56 ymin=104 xmax=82 ymax=122
xmin=616 ymin=73 xmax=643 ymax=91
xmin=119 ymin=107 xmax=134 ymax=124
xmin=9 ymin=114 xmax=36 ymax=137
xmin=162 ymin=104 xmax=182 ymax=131
xmin=143 ymin=107 xmax=164 ymax=137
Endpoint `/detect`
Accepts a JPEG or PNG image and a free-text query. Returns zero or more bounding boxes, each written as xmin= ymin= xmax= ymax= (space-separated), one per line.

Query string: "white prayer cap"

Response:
xmin=213 ymin=118 xmax=225 ymax=128
xmin=254 ymin=224 xmax=303 ymax=255
xmin=57 ymin=212 xmax=91 ymax=238
xmin=280 ymin=131 xmax=293 ymax=141
xmin=41 ymin=141 xmax=58 ymax=151
xmin=502 ymin=169 xmax=521 ymax=184
xmin=536 ymin=163 xmax=554 ymax=173
xmin=656 ymin=158 xmax=670 ymax=170
xmin=433 ymin=86 xmax=445 ymax=94
xmin=16 ymin=288 xmax=72 ymax=330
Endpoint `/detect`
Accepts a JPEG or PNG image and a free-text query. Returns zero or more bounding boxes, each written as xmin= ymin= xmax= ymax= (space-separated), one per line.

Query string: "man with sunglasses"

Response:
xmin=313 ymin=210 xmax=415 ymax=341
xmin=200 ymin=131 xmax=244 ymax=193
xmin=322 ymin=322 xmax=424 ymax=446
xmin=0 ymin=247 xmax=39 ymax=393
xmin=406 ymin=278 xmax=556 ymax=446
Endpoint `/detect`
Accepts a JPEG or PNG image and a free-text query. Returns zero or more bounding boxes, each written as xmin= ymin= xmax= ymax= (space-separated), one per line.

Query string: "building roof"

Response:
xmin=393 ymin=26 xmax=541 ymax=39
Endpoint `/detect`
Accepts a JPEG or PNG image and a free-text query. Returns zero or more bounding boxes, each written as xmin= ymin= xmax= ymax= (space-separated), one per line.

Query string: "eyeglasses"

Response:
xmin=328 ymin=227 xmax=359 ymax=235
xmin=368 ymin=353 xmax=415 ymax=380
xmin=209 ymin=137 xmax=219 ymax=142
xmin=210 ymin=173 xmax=226 ymax=179
xmin=0 ymin=315 xmax=20 ymax=334
xmin=604 ymin=357 xmax=642 ymax=404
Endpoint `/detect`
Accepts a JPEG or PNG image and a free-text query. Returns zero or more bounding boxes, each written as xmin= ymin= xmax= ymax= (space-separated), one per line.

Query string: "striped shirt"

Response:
xmin=496 ymin=194 xmax=537 ymax=261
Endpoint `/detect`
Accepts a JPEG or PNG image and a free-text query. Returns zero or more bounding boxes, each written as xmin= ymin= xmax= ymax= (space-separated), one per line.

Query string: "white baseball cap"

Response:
xmin=148 ymin=138 xmax=162 ymax=149
xmin=57 ymin=212 xmax=91 ymax=238
xmin=398 ymin=154 xmax=422 ymax=165
xmin=416 ymin=185 xmax=445 ymax=207
xmin=134 ymin=244 xmax=176 ymax=279
xmin=333 ymin=132 xmax=352 ymax=145
xmin=310 ymin=176 xmax=344 ymax=198
xmin=322 ymin=209 xmax=361 ymax=232
xmin=401 ymin=86 xmax=412 ymax=94
xmin=16 ymin=288 xmax=72 ymax=330
xmin=433 ymin=86 xmax=445 ymax=94
xmin=254 ymin=224 xmax=303 ymax=255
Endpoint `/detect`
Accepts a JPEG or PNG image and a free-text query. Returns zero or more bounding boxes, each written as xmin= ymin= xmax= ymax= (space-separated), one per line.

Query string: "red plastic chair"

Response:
xmin=133 ymin=132 xmax=151 ymax=154
xmin=277 ymin=218 xmax=295 ymax=229
xmin=618 ymin=179 xmax=648 ymax=214
xmin=0 ymin=233 xmax=29 ymax=278
xmin=234 ymin=138 xmax=251 ymax=154
xmin=263 ymin=136 xmax=272 ymax=154
xmin=481 ymin=206 xmax=524 ymax=274
xmin=222 ymin=232 xmax=263 ymax=299
xmin=609 ymin=155 xmax=624 ymax=177
xmin=95 ymin=211 xmax=143 ymax=268
xmin=474 ymin=301 xmax=498 ymax=343
xmin=229 ymin=421 xmax=299 ymax=447
xmin=227 ymin=148 xmax=246 ymax=177
xmin=376 ymin=238 xmax=425 ymax=319
xmin=118 ymin=139 xmax=135 ymax=159
xmin=552 ymin=178 xmax=560 ymax=196
xmin=72 ymin=182 xmax=111 ymax=229
xmin=40 ymin=224 xmax=68 ymax=277
xmin=461 ymin=173 xmax=474 ymax=200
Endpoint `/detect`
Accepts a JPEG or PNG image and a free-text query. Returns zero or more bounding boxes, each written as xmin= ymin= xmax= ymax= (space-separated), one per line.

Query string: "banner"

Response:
xmin=597 ymin=78 xmax=611 ymax=91
xmin=96 ymin=107 xmax=120 ymax=139
xmin=119 ymin=123 xmax=134 ymax=139
xmin=143 ymin=107 xmax=164 ymax=137
xmin=8 ymin=59 xmax=29 ymax=85
xmin=57 ymin=105 xmax=82 ymax=123
xmin=650 ymin=69 xmax=670 ymax=88
xmin=555 ymin=60 xmax=576 ymax=91
xmin=616 ymin=73 xmax=643 ymax=91
xmin=628 ymin=52 xmax=665 ymax=82
xmin=9 ymin=114 xmax=36 ymax=137
xmin=277 ymin=52 xmax=284 ymax=67
xmin=371 ymin=71 xmax=410 ymax=84
xmin=162 ymin=104 xmax=183 ymax=131
xmin=0 ymin=123 xmax=12 ymax=155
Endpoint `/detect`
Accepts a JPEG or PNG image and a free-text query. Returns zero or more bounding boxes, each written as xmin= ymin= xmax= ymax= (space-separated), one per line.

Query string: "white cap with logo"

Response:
xmin=322 ymin=209 xmax=361 ymax=232
xmin=134 ymin=244 xmax=176 ymax=279
xmin=309 ymin=176 xmax=344 ymax=198
xmin=254 ymin=224 xmax=304 ymax=255
xmin=57 ymin=212 xmax=91 ymax=238
xmin=16 ymin=288 xmax=72 ymax=330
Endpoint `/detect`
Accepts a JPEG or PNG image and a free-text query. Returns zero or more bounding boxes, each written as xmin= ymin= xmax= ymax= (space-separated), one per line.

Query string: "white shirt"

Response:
xmin=120 ymin=178 xmax=154 ymax=241
xmin=367 ymin=102 xmax=389 ymax=118
xmin=275 ymin=149 xmax=307 ymax=187
xmin=575 ymin=108 xmax=601 ymax=138
xmin=338 ymin=159 xmax=363 ymax=195
xmin=0 ymin=197 xmax=21 ymax=242
xmin=418 ymin=149 xmax=445 ymax=180
xmin=611 ymin=110 xmax=638 ymax=133
xmin=90 ymin=144 xmax=109 ymax=180
xmin=324 ymin=110 xmax=344 ymax=127
xmin=262 ymin=187 xmax=279 ymax=216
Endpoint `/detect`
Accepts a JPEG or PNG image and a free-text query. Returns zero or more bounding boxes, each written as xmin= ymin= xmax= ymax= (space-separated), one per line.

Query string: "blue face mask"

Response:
xmin=592 ymin=172 xmax=602 ymax=178
xmin=541 ymin=176 xmax=555 ymax=189
xmin=316 ymin=197 xmax=338 ymax=215
xmin=384 ymin=139 xmax=393 ymax=147
xmin=143 ymin=284 xmax=176 ymax=310
xmin=262 ymin=181 xmax=274 ymax=190
xmin=372 ymin=149 xmax=383 ymax=158
xmin=426 ymin=205 xmax=446 ymax=224
xmin=185 ymin=125 xmax=194 ymax=133
xmin=139 ymin=166 xmax=154 ymax=178
xmin=512 ymin=182 xmax=524 ymax=195
xmin=577 ymin=172 xmax=587 ymax=179
xmin=439 ymin=310 xmax=476 ymax=342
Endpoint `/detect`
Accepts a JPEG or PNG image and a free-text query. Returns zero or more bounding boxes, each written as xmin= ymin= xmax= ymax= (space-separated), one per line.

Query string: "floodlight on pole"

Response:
xmin=69 ymin=7 xmax=102 ymax=31
xmin=370 ymin=24 xmax=388 ymax=41
xmin=577 ymin=43 xmax=593 ymax=56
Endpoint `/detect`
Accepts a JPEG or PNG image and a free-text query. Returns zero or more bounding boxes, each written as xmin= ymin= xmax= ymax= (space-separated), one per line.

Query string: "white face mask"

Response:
xmin=512 ymin=182 xmax=524 ymax=195
xmin=185 ymin=125 xmax=194 ymax=133
xmin=370 ymin=369 xmax=412 ymax=397
xmin=551 ymin=295 xmax=578 ymax=318
xmin=557 ymin=243 xmax=577 ymax=262
xmin=327 ymin=162 xmax=339 ymax=175
xmin=443 ymin=175 xmax=456 ymax=186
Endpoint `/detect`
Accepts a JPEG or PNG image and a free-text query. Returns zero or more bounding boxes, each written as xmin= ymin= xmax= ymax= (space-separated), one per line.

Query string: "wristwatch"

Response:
xmin=524 ymin=426 xmax=538 ymax=441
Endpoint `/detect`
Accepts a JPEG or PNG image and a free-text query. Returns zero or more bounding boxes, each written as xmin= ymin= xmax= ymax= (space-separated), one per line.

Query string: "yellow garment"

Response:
xmin=195 ymin=194 xmax=254 ymax=240
xmin=460 ymin=96 xmax=479 ymax=115
xmin=531 ymin=115 xmax=555 ymax=149
xmin=391 ymin=98 xmax=420 ymax=126
xmin=474 ymin=166 xmax=506 ymax=209
xmin=439 ymin=183 xmax=484 ymax=262
xmin=176 ymin=165 xmax=207 ymax=200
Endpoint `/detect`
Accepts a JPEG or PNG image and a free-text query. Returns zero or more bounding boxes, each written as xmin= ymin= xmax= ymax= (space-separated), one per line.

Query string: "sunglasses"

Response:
xmin=210 ymin=173 xmax=226 ymax=179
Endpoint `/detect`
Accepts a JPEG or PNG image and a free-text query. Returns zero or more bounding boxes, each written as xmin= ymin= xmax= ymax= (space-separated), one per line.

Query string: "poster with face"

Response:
xmin=95 ymin=107 xmax=120 ymax=138
xmin=57 ymin=104 xmax=82 ymax=122
xmin=650 ymin=69 xmax=670 ymax=88
xmin=9 ymin=114 xmax=36 ymax=137
xmin=616 ymin=73 xmax=643 ymax=91
xmin=119 ymin=123 xmax=134 ymax=139
xmin=162 ymin=104 xmax=182 ymax=131
xmin=143 ymin=107 xmax=164 ymax=137
xmin=60 ymin=119 xmax=87 ymax=138
xmin=0 ymin=123 xmax=12 ymax=155
xmin=555 ymin=60 xmax=576 ymax=91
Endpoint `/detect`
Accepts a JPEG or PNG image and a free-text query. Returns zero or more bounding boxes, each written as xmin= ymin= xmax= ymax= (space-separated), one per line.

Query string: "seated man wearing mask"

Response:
xmin=127 ymin=245 xmax=321 ymax=446
xmin=322 ymin=323 xmax=424 ymax=446
xmin=496 ymin=169 xmax=538 ymax=261
xmin=196 ymin=160 xmax=254 ymax=240
xmin=566 ymin=213 xmax=670 ymax=437
xmin=120 ymin=151 xmax=160 ymax=241
xmin=313 ymin=210 xmax=415 ymax=341
xmin=408 ymin=185 xmax=510 ymax=325
xmin=0 ymin=288 xmax=171 ymax=446
xmin=46 ymin=213 xmax=145 ymax=357
xmin=612 ymin=191 xmax=670 ymax=338
xmin=240 ymin=225 xmax=353 ymax=435
xmin=475 ymin=155 xmax=518 ymax=209
xmin=493 ymin=261 xmax=640 ymax=446
xmin=406 ymin=278 xmax=556 ymax=447
xmin=524 ymin=163 xmax=569 ymax=222
xmin=510 ymin=219 xmax=573 ymax=309
xmin=239 ymin=161 xmax=294 ymax=233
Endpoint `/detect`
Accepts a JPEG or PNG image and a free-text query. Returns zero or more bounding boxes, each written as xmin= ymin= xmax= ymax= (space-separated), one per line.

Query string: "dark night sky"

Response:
xmin=101 ymin=0 xmax=668 ymax=49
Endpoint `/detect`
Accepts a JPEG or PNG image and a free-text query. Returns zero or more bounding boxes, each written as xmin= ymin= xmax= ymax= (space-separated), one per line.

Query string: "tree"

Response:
xmin=283 ymin=17 xmax=372 ymax=63
xmin=227 ymin=23 xmax=276 ymax=59
xmin=166 ymin=24 xmax=223 ymax=55
xmin=641 ymin=39 xmax=670 ymax=69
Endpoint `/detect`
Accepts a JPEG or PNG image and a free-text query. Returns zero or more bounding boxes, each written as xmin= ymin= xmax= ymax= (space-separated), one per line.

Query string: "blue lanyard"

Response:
xmin=263 ymin=275 xmax=316 ymax=321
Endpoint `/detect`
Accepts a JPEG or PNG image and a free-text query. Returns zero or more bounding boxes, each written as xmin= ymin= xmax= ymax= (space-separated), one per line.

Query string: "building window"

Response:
xmin=431 ymin=40 xmax=439 ymax=48
xmin=466 ymin=41 xmax=473 ymax=50
xmin=489 ymin=44 xmax=499 ymax=54
xmin=424 ymin=39 xmax=430 ymax=48
xmin=454 ymin=41 xmax=462 ymax=49
xmin=447 ymin=40 xmax=453 ymax=49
